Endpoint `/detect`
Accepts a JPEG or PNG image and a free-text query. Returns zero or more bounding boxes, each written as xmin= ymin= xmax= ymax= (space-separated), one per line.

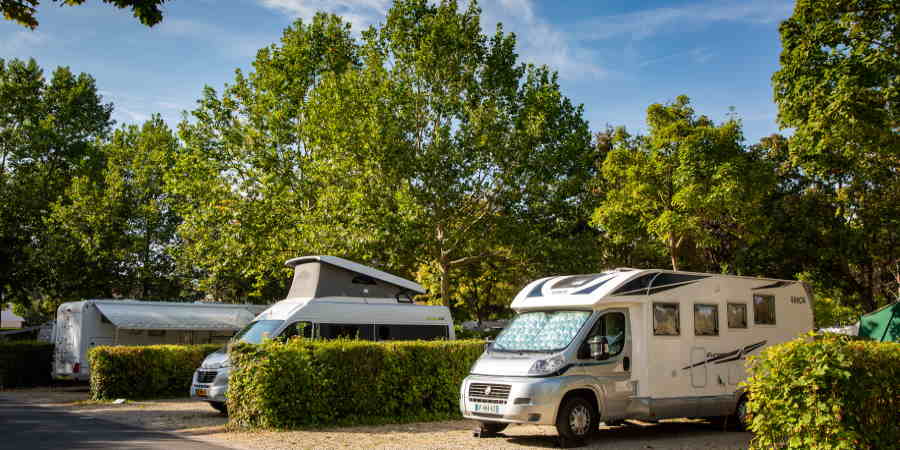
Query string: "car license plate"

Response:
xmin=472 ymin=402 xmax=502 ymax=415
xmin=196 ymin=388 xmax=208 ymax=398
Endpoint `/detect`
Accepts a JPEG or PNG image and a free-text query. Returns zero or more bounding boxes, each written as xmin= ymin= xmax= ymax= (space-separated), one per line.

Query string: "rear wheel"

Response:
xmin=209 ymin=401 xmax=227 ymax=415
xmin=556 ymin=396 xmax=598 ymax=447
xmin=733 ymin=396 xmax=749 ymax=431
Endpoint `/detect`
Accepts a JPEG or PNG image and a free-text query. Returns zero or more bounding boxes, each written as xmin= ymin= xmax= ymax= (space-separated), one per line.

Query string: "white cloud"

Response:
xmin=258 ymin=0 xmax=392 ymax=30
xmin=157 ymin=18 xmax=275 ymax=60
xmin=576 ymin=0 xmax=794 ymax=41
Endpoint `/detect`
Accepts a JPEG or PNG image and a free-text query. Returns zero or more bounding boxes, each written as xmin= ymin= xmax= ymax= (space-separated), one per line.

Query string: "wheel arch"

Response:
xmin=556 ymin=387 xmax=602 ymax=424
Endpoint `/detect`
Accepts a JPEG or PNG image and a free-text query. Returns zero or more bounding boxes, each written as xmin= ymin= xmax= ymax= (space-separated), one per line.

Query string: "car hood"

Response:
xmin=201 ymin=349 xmax=229 ymax=368
xmin=469 ymin=351 xmax=550 ymax=376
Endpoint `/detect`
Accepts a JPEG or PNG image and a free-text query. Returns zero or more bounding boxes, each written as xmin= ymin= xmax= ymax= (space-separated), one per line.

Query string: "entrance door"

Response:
xmin=579 ymin=310 xmax=632 ymax=420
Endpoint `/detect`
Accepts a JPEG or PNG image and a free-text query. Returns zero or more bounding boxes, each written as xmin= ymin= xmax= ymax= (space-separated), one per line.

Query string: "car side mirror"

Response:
xmin=588 ymin=336 xmax=609 ymax=360
xmin=484 ymin=339 xmax=494 ymax=352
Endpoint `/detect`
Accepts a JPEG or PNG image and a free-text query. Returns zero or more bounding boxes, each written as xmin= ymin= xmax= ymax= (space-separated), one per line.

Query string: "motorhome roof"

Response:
xmin=284 ymin=255 xmax=425 ymax=295
xmin=510 ymin=269 xmax=799 ymax=311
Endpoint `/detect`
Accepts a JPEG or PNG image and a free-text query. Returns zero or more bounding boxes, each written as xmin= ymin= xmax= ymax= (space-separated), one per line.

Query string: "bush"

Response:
xmin=89 ymin=344 xmax=221 ymax=399
xmin=745 ymin=332 xmax=900 ymax=449
xmin=0 ymin=341 xmax=53 ymax=388
xmin=228 ymin=339 xmax=485 ymax=429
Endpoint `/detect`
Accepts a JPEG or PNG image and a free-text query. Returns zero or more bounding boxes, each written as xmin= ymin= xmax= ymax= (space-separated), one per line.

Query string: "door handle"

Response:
xmin=623 ymin=356 xmax=630 ymax=371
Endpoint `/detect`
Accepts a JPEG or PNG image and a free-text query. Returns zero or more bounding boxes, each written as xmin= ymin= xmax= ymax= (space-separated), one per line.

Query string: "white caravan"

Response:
xmin=190 ymin=256 xmax=455 ymax=413
xmin=460 ymin=269 xmax=813 ymax=445
xmin=53 ymin=300 xmax=267 ymax=381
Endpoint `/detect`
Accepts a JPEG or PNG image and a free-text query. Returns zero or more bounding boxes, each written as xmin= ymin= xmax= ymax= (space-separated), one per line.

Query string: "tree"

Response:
xmin=1 ymin=0 xmax=169 ymax=29
xmin=0 ymin=58 xmax=113 ymax=322
xmin=773 ymin=0 xmax=899 ymax=311
xmin=592 ymin=96 xmax=772 ymax=272
xmin=303 ymin=0 xmax=595 ymax=305
xmin=48 ymin=116 xmax=185 ymax=301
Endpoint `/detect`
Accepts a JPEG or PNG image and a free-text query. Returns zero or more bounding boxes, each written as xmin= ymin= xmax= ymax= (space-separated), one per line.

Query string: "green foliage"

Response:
xmin=592 ymin=97 xmax=773 ymax=272
xmin=88 ymin=344 xmax=221 ymax=400
xmin=772 ymin=0 xmax=900 ymax=312
xmin=744 ymin=333 xmax=900 ymax=449
xmin=0 ymin=340 xmax=52 ymax=388
xmin=1 ymin=0 xmax=168 ymax=29
xmin=228 ymin=339 xmax=484 ymax=429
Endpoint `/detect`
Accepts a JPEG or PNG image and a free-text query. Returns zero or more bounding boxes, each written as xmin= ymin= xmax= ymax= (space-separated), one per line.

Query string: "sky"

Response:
xmin=0 ymin=0 xmax=795 ymax=143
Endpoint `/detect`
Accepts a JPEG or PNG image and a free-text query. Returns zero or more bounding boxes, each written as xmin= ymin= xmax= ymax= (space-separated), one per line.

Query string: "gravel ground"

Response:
xmin=1 ymin=386 xmax=750 ymax=449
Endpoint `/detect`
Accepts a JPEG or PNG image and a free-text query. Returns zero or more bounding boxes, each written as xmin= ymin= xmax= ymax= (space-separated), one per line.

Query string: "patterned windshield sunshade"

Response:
xmin=494 ymin=311 xmax=591 ymax=351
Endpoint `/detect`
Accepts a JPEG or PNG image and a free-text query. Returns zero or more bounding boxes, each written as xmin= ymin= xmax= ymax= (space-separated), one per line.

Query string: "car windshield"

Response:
xmin=232 ymin=320 xmax=283 ymax=344
xmin=492 ymin=310 xmax=592 ymax=352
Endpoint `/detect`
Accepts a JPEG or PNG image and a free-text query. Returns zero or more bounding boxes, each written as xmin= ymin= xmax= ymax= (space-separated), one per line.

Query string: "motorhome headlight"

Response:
xmin=528 ymin=354 xmax=566 ymax=376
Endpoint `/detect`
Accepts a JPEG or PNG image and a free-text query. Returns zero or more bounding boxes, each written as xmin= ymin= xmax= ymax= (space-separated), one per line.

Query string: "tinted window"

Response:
xmin=613 ymin=274 xmax=655 ymax=295
xmin=727 ymin=303 xmax=748 ymax=328
xmin=319 ymin=323 xmax=374 ymax=340
xmin=694 ymin=304 xmax=719 ymax=336
xmin=653 ymin=303 xmax=680 ymax=336
xmin=279 ymin=321 xmax=313 ymax=340
xmin=585 ymin=312 xmax=626 ymax=357
xmin=754 ymin=294 xmax=776 ymax=325
xmin=376 ymin=324 xmax=448 ymax=341
xmin=233 ymin=320 xmax=283 ymax=344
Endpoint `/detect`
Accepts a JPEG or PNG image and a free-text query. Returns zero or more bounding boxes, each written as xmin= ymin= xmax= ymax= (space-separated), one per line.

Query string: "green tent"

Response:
xmin=858 ymin=301 xmax=900 ymax=342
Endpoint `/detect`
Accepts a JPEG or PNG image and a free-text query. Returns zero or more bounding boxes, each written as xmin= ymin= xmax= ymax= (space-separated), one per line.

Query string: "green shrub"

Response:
xmin=745 ymin=332 xmax=900 ymax=449
xmin=228 ymin=339 xmax=485 ymax=429
xmin=89 ymin=344 xmax=221 ymax=399
xmin=0 ymin=341 xmax=53 ymax=388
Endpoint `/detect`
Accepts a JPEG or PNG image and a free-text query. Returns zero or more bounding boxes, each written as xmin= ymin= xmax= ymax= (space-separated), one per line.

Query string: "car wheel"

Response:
xmin=209 ymin=401 xmax=227 ymax=415
xmin=556 ymin=396 xmax=597 ymax=447
xmin=733 ymin=396 xmax=749 ymax=431
xmin=479 ymin=422 xmax=507 ymax=434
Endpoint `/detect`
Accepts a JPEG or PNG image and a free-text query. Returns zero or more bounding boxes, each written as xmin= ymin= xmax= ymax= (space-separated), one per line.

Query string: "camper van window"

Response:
xmin=319 ymin=323 xmax=375 ymax=340
xmin=233 ymin=320 xmax=283 ymax=344
xmin=694 ymin=304 xmax=719 ymax=336
xmin=376 ymin=324 xmax=448 ymax=341
xmin=585 ymin=312 xmax=626 ymax=357
xmin=653 ymin=303 xmax=680 ymax=336
xmin=279 ymin=321 xmax=313 ymax=340
xmin=727 ymin=303 xmax=748 ymax=328
xmin=754 ymin=294 xmax=776 ymax=325
xmin=493 ymin=311 xmax=591 ymax=352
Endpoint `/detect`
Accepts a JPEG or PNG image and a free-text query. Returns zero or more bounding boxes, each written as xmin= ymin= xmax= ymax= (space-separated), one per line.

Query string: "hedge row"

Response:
xmin=89 ymin=344 xmax=221 ymax=399
xmin=0 ymin=341 xmax=53 ymax=388
xmin=228 ymin=339 xmax=485 ymax=429
xmin=745 ymin=332 xmax=900 ymax=449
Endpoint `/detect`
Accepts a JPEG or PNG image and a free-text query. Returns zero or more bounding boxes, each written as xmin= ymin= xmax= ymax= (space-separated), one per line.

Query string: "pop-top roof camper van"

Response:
xmin=191 ymin=256 xmax=454 ymax=413
xmin=53 ymin=300 xmax=268 ymax=381
xmin=461 ymin=269 xmax=813 ymax=446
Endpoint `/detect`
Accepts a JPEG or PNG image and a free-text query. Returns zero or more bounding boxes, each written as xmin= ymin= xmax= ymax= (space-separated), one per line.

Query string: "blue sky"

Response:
xmin=0 ymin=0 xmax=794 ymax=143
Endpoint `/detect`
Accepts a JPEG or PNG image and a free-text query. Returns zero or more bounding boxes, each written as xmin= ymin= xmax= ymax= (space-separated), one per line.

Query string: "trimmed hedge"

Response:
xmin=228 ymin=339 xmax=485 ymax=429
xmin=0 ymin=341 xmax=53 ymax=388
xmin=89 ymin=344 xmax=222 ymax=399
xmin=745 ymin=332 xmax=900 ymax=449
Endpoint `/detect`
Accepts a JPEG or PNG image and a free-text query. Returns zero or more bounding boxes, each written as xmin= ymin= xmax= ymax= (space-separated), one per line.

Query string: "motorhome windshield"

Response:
xmin=232 ymin=320 xmax=283 ymax=344
xmin=492 ymin=310 xmax=591 ymax=352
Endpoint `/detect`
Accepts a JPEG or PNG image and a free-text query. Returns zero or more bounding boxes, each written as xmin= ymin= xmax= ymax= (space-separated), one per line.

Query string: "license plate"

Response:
xmin=472 ymin=402 xmax=502 ymax=415
xmin=196 ymin=388 xmax=208 ymax=398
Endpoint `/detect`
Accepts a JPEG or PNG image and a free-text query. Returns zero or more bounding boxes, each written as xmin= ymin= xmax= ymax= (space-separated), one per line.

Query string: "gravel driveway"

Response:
xmin=2 ymin=386 xmax=750 ymax=449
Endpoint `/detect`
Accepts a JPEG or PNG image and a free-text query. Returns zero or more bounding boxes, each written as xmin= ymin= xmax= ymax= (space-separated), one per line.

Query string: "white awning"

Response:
xmin=93 ymin=302 xmax=256 ymax=331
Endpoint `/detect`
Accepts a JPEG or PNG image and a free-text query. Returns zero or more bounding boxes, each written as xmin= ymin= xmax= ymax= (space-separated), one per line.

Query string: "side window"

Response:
xmin=319 ymin=323 xmax=374 ymax=340
xmin=753 ymin=294 xmax=776 ymax=325
xmin=585 ymin=312 xmax=626 ymax=357
xmin=694 ymin=304 xmax=719 ymax=336
xmin=279 ymin=321 xmax=313 ymax=340
xmin=653 ymin=303 xmax=680 ymax=336
xmin=727 ymin=303 xmax=748 ymax=329
xmin=376 ymin=324 xmax=448 ymax=341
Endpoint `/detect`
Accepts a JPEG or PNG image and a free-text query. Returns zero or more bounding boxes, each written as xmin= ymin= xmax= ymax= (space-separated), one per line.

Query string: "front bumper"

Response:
xmin=460 ymin=375 xmax=566 ymax=426
xmin=190 ymin=367 xmax=229 ymax=403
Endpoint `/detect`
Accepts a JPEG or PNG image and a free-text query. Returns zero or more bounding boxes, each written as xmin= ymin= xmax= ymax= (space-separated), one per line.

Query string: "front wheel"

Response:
xmin=556 ymin=396 xmax=598 ymax=447
xmin=478 ymin=422 xmax=507 ymax=435
xmin=209 ymin=401 xmax=227 ymax=415
xmin=732 ymin=396 xmax=749 ymax=431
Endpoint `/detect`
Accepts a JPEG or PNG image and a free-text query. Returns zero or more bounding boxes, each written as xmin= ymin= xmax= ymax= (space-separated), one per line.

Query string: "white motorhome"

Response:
xmin=460 ymin=269 xmax=813 ymax=445
xmin=53 ymin=300 xmax=267 ymax=381
xmin=190 ymin=256 xmax=455 ymax=413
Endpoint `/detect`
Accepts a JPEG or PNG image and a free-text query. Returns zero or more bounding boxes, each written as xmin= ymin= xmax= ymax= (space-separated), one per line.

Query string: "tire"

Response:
xmin=732 ymin=396 xmax=749 ymax=431
xmin=479 ymin=422 xmax=508 ymax=434
xmin=556 ymin=396 xmax=598 ymax=447
xmin=209 ymin=401 xmax=227 ymax=415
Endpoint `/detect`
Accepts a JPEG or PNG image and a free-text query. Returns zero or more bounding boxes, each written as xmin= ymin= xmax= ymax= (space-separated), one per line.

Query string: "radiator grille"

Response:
xmin=468 ymin=383 xmax=511 ymax=401
xmin=197 ymin=370 xmax=217 ymax=383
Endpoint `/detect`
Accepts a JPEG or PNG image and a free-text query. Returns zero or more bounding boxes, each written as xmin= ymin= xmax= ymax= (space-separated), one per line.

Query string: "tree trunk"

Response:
xmin=436 ymin=223 xmax=451 ymax=306
xmin=669 ymin=235 xmax=680 ymax=272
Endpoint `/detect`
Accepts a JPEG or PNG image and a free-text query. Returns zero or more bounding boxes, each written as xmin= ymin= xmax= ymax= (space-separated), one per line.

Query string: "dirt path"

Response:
xmin=1 ymin=387 xmax=750 ymax=449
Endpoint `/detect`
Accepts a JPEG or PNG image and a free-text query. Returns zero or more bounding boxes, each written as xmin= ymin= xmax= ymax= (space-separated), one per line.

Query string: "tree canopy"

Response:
xmin=1 ymin=0 xmax=168 ymax=29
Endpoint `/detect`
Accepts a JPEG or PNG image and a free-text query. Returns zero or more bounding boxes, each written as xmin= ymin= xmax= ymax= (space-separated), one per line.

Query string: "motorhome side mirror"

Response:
xmin=588 ymin=336 xmax=609 ymax=360
xmin=484 ymin=339 xmax=494 ymax=352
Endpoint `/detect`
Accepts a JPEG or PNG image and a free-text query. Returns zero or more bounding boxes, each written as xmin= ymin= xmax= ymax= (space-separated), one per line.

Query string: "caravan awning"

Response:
xmin=94 ymin=302 xmax=256 ymax=331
